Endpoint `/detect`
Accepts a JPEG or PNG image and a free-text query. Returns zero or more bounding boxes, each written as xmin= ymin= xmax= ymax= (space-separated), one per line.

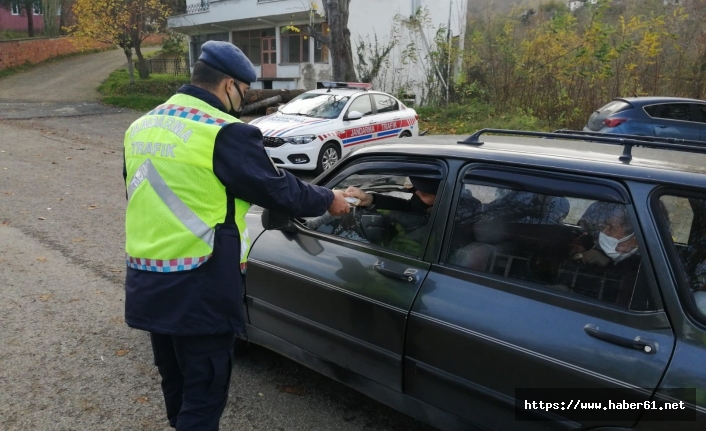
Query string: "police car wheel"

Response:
xmin=316 ymin=142 xmax=340 ymax=174
xmin=399 ymin=131 xmax=412 ymax=138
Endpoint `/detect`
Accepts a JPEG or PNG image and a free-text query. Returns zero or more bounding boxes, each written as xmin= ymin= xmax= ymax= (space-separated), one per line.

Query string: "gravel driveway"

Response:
xmin=0 ymin=51 xmax=434 ymax=430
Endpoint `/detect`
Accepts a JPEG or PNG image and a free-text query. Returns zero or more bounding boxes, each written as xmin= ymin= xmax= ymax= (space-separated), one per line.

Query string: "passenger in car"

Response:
xmin=570 ymin=202 xmax=639 ymax=267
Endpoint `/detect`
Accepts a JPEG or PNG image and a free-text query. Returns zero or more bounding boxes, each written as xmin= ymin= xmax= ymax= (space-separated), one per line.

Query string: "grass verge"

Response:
xmin=98 ymin=68 xmax=190 ymax=111
xmin=417 ymin=101 xmax=551 ymax=135
xmin=0 ymin=47 xmax=115 ymax=79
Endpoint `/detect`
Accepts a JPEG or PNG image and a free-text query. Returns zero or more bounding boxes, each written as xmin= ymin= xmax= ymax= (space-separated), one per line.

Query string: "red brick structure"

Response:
xmin=0 ymin=37 xmax=111 ymax=70
xmin=0 ymin=5 xmax=51 ymax=32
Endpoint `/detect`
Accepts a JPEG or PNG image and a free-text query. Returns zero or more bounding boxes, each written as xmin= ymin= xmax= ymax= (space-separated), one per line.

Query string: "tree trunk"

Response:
xmin=323 ymin=0 xmax=357 ymax=82
xmin=42 ymin=0 xmax=59 ymax=37
xmin=242 ymin=95 xmax=283 ymax=115
xmin=124 ymin=47 xmax=135 ymax=84
xmin=134 ymin=42 xmax=150 ymax=79
xmin=25 ymin=2 xmax=34 ymax=37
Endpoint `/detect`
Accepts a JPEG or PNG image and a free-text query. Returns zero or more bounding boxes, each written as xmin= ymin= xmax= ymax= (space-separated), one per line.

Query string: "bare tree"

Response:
xmin=303 ymin=0 xmax=357 ymax=81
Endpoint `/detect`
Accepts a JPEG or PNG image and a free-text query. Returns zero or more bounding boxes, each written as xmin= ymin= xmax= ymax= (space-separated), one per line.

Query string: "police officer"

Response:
xmin=122 ymin=41 xmax=349 ymax=430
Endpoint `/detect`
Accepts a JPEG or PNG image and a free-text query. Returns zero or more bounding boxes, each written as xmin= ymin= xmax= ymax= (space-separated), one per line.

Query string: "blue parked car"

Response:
xmin=584 ymin=97 xmax=706 ymax=141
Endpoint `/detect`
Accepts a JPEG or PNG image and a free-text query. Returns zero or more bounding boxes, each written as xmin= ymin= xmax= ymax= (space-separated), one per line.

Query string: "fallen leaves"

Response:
xmin=37 ymin=217 xmax=46 ymax=220
xmin=87 ymin=205 xmax=98 ymax=210
xmin=136 ymin=396 xmax=148 ymax=403
xmin=72 ymin=238 xmax=85 ymax=243
xmin=116 ymin=349 xmax=130 ymax=357
xmin=39 ymin=294 xmax=52 ymax=301
xmin=37 ymin=257 xmax=47 ymax=262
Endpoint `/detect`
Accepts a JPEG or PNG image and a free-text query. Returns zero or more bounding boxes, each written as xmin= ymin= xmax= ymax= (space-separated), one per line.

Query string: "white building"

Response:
xmin=168 ymin=0 xmax=466 ymax=97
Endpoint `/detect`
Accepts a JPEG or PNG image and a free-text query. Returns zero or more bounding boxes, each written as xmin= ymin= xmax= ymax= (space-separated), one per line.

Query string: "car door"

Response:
xmin=246 ymin=158 xmax=446 ymax=392
xmin=645 ymin=103 xmax=702 ymax=141
xmin=340 ymin=94 xmax=376 ymax=150
xmin=403 ymin=165 xmax=675 ymax=431
xmin=371 ymin=94 xmax=405 ymax=141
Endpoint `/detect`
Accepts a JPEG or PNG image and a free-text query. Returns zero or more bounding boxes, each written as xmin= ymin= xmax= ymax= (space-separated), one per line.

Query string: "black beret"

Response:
xmin=198 ymin=41 xmax=257 ymax=85
xmin=409 ymin=176 xmax=440 ymax=194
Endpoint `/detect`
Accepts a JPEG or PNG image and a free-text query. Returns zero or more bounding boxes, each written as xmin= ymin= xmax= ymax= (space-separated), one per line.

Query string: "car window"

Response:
xmin=281 ymin=93 xmax=350 ymax=119
xmin=696 ymin=104 xmax=706 ymax=123
xmin=646 ymin=103 xmax=694 ymax=122
xmin=446 ymin=182 xmax=651 ymax=310
xmin=655 ymin=194 xmax=706 ymax=317
xmin=599 ymin=100 xmax=632 ymax=115
xmin=373 ymin=95 xmax=399 ymax=114
xmin=304 ymin=172 xmax=438 ymax=258
xmin=347 ymin=95 xmax=373 ymax=117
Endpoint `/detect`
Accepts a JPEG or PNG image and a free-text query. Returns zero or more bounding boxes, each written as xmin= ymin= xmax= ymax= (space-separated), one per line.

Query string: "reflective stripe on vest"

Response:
xmin=127 ymin=158 xmax=216 ymax=249
xmin=146 ymin=104 xmax=230 ymax=127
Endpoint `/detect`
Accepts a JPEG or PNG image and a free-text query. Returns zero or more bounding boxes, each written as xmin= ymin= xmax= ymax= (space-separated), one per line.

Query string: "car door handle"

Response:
xmin=656 ymin=125 xmax=667 ymax=128
xmin=369 ymin=120 xmax=377 ymax=125
xmin=393 ymin=117 xmax=401 ymax=120
xmin=373 ymin=261 xmax=418 ymax=283
xmin=584 ymin=324 xmax=657 ymax=354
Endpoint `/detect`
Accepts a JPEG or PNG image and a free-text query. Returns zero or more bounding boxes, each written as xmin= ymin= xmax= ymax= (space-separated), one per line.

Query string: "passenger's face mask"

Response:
xmin=598 ymin=232 xmax=637 ymax=262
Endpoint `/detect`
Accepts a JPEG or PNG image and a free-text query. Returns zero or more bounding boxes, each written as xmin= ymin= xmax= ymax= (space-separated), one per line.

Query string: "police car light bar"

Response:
xmin=317 ymin=81 xmax=373 ymax=90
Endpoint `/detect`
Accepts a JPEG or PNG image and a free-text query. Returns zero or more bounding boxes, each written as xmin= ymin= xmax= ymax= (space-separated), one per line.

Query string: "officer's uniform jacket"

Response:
xmin=123 ymin=85 xmax=333 ymax=335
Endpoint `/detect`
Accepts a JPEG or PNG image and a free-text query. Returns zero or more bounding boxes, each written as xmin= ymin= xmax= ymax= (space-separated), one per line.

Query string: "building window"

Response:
xmin=281 ymin=28 xmax=309 ymax=63
xmin=11 ymin=2 xmax=21 ymax=15
xmin=313 ymin=23 xmax=329 ymax=64
xmin=232 ymin=28 xmax=275 ymax=66
xmin=190 ymin=33 xmax=229 ymax=66
xmin=33 ymin=2 xmax=42 ymax=15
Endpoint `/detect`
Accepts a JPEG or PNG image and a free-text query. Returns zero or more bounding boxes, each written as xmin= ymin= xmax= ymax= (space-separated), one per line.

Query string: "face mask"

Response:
xmin=225 ymin=82 xmax=244 ymax=119
xmin=410 ymin=193 xmax=433 ymax=214
xmin=598 ymin=232 xmax=637 ymax=263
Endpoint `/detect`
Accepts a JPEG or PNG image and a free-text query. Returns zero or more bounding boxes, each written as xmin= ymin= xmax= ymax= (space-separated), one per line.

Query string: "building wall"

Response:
xmin=0 ymin=7 xmax=47 ymax=32
xmin=0 ymin=37 xmax=111 ymax=71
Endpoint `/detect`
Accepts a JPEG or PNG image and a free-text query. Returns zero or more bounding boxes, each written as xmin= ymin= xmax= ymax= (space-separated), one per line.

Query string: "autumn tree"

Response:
xmin=69 ymin=0 xmax=169 ymax=83
xmin=0 ymin=0 xmax=36 ymax=37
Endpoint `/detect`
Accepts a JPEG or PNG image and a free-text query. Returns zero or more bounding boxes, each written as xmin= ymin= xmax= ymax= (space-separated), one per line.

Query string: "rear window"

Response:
xmin=598 ymin=100 xmax=632 ymax=115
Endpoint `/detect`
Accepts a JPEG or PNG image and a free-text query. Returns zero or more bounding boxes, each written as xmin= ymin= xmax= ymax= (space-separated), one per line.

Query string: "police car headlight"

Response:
xmin=282 ymin=135 xmax=317 ymax=145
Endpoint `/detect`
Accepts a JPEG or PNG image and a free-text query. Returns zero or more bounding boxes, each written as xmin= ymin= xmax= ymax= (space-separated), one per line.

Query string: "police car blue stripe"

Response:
xmin=378 ymin=129 xmax=401 ymax=137
xmin=343 ymin=134 xmax=373 ymax=144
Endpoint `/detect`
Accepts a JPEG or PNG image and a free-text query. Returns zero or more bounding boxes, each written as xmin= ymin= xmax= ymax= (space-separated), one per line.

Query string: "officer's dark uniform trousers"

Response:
xmin=150 ymin=333 xmax=235 ymax=429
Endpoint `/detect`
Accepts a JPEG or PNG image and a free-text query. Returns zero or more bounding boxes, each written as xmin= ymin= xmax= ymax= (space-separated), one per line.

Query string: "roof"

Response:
xmin=349 ymin=134 xmax=706 ymax=188
xmin=616 ymin=96 xmax=706 ymax=104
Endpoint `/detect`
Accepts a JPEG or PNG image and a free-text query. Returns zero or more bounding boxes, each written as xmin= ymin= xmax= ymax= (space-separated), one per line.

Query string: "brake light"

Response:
xmin=603 ymin=118 xmax=627 ymax=128
xmin=415 ymin=115 xmax=419 ymax=121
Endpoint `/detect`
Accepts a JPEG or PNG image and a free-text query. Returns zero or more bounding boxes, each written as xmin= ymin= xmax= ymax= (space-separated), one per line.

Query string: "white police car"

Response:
xmin=249 ymin=82 xmax=418 ymax=174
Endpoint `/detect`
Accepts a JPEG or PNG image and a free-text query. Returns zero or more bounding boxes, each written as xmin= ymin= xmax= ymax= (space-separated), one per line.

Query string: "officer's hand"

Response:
xmin=328 ymin=190 xmax=351 ymax=216
xmin=344 ymin=186 xmax=373 ymax=207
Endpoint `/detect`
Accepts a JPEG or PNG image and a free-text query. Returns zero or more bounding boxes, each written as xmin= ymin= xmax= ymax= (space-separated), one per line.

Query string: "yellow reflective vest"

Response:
xmin=124 ymin=93 xmax=251 ymax=273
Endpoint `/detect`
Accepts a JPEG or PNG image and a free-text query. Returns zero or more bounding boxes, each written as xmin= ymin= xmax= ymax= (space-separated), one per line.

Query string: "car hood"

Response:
xmin=249 ymin=113 xmax=334 ymax=137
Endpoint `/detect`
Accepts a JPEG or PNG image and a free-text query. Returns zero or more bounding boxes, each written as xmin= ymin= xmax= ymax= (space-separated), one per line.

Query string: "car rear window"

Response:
xmin=598 ymin=100 xmax=632 ymax=115
xmin=447 ymin=182 xmax=653 ymax=311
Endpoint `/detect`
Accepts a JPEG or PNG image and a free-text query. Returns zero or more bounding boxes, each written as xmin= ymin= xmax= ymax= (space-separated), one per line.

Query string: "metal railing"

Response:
xmin=185 ymin=0 xmax=210 ymax=14
xmin=135 ymin=57 xmax=190 ymax=76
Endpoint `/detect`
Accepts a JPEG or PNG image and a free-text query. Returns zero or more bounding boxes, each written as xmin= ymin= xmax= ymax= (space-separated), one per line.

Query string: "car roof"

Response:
xmin=305 ymin=88 xmax=393 ymax=97
xmin=616 ymin=96 xmax=706 ymax=105
xmin=349 ymin=135 xmax=706 ymax=188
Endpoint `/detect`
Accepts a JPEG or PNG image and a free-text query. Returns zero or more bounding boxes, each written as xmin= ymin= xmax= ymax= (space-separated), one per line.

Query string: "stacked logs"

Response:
xmin=241 ymin=89 xmax=306 ymax=115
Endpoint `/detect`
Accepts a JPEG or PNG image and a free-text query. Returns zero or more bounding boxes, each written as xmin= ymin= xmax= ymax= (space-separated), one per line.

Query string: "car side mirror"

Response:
xmin=344 ymin=111 xmax=363 ymax=121
xmin=261 ymin=208 xmax=297 ymax=233
xmin=277 ymin=105 xmax=284 ymax=112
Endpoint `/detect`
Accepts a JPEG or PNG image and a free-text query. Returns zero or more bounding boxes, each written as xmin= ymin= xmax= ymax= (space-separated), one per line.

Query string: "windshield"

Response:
xmin=281 ymin=93 xmax=350 ymax=119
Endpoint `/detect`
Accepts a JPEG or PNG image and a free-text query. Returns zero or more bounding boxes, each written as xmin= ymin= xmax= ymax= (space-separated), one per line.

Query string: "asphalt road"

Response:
xmin=0 ymin=52 xmax=433 ymax=430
